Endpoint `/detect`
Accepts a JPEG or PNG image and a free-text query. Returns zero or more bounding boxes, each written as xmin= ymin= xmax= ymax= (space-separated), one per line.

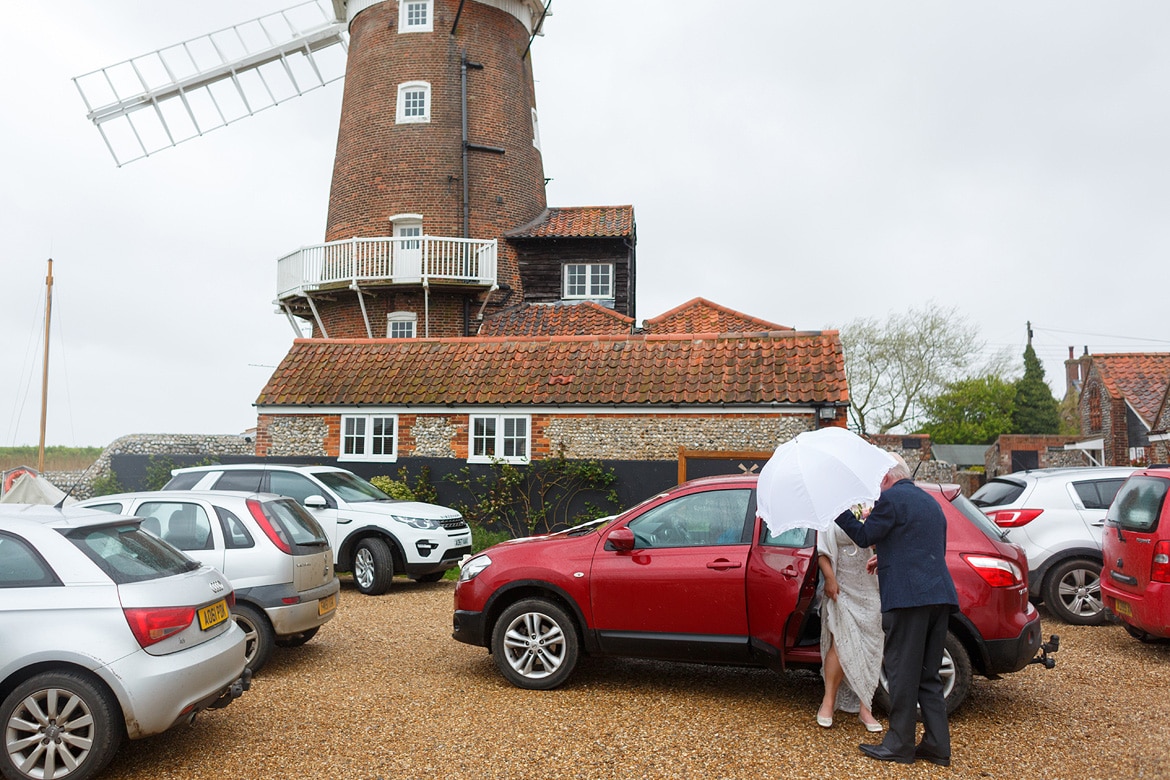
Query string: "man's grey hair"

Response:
xmin=887 ymin=452 xmax=912 ymax=481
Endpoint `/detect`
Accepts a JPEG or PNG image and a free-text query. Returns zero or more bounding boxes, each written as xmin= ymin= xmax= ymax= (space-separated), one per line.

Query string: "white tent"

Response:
xmin=0 ymin=469 xmax=76 ymax=506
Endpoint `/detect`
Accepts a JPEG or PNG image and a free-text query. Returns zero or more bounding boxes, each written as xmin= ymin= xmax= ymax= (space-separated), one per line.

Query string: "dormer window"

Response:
xmin=563 ymin=263 xmax=614 ymax=299
xmin=396 ymin=81 xmax=431 ymax=124
xmin=399 ymin=1 xmax=433 ymax=33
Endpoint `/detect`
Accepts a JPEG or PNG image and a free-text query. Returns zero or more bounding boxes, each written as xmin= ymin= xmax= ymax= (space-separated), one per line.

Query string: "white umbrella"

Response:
xmin=755 ymin=427 xmax=897 ymax=535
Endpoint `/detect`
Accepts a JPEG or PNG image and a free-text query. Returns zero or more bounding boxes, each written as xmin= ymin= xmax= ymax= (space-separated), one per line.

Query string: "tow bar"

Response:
xmin=1030 ymin=634 xmax=1059 ymax=669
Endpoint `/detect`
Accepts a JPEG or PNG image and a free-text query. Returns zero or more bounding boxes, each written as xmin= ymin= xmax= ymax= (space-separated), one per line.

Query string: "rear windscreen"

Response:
xmin=949 ymin=493 xmax=1008 ymax=542
xmin=970 ymin=479 xmax=1025 ymax=507
xmin=1106 ymin=477 xmax=1168 ymax=532
xmin=263 ymin=499 xmax=329 ymax=547
xmin=64 ymin=523 xmax=199 ymax=584
xmin=163 ymin=471 xmax=207 ymax=490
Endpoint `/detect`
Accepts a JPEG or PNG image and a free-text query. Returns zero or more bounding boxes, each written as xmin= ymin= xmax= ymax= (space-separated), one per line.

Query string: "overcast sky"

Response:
xmin=5 ymin=1 xmax=1170 ymax=447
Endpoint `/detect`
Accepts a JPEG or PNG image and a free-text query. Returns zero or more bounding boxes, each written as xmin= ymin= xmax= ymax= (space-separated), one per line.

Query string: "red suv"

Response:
xmin=453 ymin=475 xmax=1056 ymax=712
xmin=1101 ymin=467 xmax=1170 ymax=641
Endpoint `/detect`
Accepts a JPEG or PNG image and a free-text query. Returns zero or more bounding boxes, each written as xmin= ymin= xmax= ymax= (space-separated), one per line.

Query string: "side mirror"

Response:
xmin=304 ymin=495 xmax=328 ymax=509
xmin=607 ymin=527 xmax=635 ymax=552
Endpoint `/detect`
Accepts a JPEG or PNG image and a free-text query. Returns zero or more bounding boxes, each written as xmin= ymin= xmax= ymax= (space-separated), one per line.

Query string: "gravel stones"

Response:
xmin=100 ymin=581 xmax=1170 ymax=779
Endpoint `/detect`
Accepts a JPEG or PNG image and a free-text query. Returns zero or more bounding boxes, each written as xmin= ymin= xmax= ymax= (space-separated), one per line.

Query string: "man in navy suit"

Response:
xmin=834 ymin=454 xmax=959 ymax=767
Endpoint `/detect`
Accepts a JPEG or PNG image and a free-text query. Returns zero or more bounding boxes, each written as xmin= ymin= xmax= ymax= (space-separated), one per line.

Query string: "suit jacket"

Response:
xmin=834 ymin=478 xmax=959 ymax=613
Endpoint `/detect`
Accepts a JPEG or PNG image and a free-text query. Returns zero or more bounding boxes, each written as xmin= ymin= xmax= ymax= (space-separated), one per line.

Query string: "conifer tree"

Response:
xmin=1012 ymin=343 xmax=1061 ymax=434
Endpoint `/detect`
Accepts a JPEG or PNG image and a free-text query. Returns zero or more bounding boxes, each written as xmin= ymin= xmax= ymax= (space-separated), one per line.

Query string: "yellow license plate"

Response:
xmin=318 ymin=593 xmax=337 ymax=616
xmin=198 ymin=599 xmax=229 ymax=631
xmin=1114 ymin=599 xmax=1133 ymax=617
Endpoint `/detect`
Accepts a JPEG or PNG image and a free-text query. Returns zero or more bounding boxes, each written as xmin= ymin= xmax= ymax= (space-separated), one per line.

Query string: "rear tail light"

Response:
xmin=963 ymin=554 xmax=1024 ymax=588
xmin=247 ymin=498 xmax=292 ymax=554
xmin=1153 ymin=541 xmax=1170 ymax=583
xmin=988 ymin=508 xmax=1044 ymax=528
xmin=123 ymin=606 xmax=197 ymax=648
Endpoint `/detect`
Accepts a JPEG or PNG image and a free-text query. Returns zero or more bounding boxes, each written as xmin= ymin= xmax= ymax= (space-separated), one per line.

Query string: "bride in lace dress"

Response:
xmin=815 ymin=522 xmax=884 ymax=731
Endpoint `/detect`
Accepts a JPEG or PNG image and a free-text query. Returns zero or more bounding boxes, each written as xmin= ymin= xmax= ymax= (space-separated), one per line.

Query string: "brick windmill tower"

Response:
xmin=76 ymin=1 xmax=634 ymax=340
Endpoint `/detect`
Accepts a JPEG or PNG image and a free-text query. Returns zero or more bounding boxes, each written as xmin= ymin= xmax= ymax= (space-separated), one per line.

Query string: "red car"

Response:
xmin=1101 ymin=466 xmax=1170 ymax=641
xmin=453 ymin=475 xmax=1056 ymax=712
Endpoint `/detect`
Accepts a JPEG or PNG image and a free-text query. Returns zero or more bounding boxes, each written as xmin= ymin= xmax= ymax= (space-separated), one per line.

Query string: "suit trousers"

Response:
xmin=879 ymin=603 xmax=951 ymax=760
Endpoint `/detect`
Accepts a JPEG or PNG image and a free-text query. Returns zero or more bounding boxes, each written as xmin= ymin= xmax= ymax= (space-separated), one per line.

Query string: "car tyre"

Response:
xmin=275 ymin=626 xmax=320 ymax=648
xmin=353 ymin=538 xmax=394 ymax=595
xmin=1044 ymin=558 xmax=1106 ymax=625
xmin=1 ymin=670 xmax=123 ymax=780
xmin=491 ymin=598 xmax=579 ymax=690
xmin=413 ymin=572 xmax=445 ymax=583
xmin=874 ymin=630 xmax=972 ymax=716
xmin=233 ymin=602 xmax=275 ymax=673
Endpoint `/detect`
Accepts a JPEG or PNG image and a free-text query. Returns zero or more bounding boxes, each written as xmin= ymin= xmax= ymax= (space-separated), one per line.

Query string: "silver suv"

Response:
xmin=164 ymin=465 xmax=471 ymax=595
xmin=1 ymin=504 xmax=249 ymax=780
xmin=970 ymin=466 xmax=1137 ymax=625
xmin=77 ymin=491 xmax=340 ymax=672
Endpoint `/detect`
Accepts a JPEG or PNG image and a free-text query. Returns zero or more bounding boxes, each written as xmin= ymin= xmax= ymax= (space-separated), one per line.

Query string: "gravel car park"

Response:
xmin=89 ymin=580 xmax=1169 ymax=780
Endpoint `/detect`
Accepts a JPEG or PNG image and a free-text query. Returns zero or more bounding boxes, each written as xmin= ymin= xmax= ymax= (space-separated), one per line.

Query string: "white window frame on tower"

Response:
xmin=468 ymin=414 xmax=530 ymax=464
xmin=387 ymin=311 xmax=417 ymax=339
xmin=398 ymin=0 xmax=433 ymax=33
xmin=339 ymin=414 xmax=399 ymax=462
xmin=396 ymin=81 xmax=431 ymax=124
xmin=563 ymin=263 xmax=614 ymax=300
xmin=531 ymin=108 xmax=541 ymax=150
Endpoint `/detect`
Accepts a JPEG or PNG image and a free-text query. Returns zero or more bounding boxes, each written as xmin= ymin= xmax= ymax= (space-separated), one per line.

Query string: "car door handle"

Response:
xmin=706 ymin=560 xmax=742 ymax=571
xmin=780 ymin=565 xmax=799 ymax=579
xmin=1091 ymin=520 xmax=1105 ymax=527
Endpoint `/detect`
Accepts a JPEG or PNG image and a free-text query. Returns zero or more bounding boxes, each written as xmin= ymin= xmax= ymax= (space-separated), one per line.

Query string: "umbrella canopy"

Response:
xmin=756 ymin=427 xmax=897 ymax=536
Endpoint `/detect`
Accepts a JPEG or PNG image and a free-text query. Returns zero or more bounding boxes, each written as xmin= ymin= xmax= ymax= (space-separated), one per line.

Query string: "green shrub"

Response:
xmin=445 ymin=453 xmax=619 ymax=538
xmin=370 ymin=466 xmax=438 ymax=503
xmin=89 ymin=471 xmax=124 ymax=497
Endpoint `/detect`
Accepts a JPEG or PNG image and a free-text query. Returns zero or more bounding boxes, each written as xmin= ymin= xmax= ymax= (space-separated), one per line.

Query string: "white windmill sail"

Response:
xmin=73 ymin=0 xmax=348 ymax=166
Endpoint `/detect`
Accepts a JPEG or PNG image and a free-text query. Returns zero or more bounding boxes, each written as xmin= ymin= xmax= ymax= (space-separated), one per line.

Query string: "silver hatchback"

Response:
xmin=971 ymin=466 xmax=1137 ymax=624
xmin=0 ymin=504 xmax=249 ymax=780
xmin=77 ymin=491 xmax=340 ymax=672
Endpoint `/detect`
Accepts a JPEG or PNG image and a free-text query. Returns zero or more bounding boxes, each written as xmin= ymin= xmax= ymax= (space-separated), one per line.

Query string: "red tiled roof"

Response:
xmin=643 ymin=297 xmax=791 ymax=334
xmin=1091 ymin=353 xmax=1170 ymax=424
xmin=478 ymin=302 xmax=635 ymax=337
xmin=256 ymin=331 xmax=847 ymax=407
xmin=507 ymin=206 xmax=634 ymax=238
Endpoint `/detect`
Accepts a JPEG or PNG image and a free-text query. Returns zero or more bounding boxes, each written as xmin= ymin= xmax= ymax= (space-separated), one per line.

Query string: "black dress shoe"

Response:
xmin=914 ymin=748 xmax=951 ymax=767
xmin=858 ymin=743 xmax=914 ymax=765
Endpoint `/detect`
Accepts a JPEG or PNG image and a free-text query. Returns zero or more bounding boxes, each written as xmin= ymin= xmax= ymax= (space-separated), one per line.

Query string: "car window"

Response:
xmin=970 ymin=479 xmax=1025 ymax=507
xmin=136 ymin=502 xmax=215 ymax=551
xmin=1073 ymin=479 xmax=1127 ymax=510
xmin=215 ymin=506 xmax=255 ymax=549
xmin=213 ymin=470 xmax=266 ymax=493
xmin=760 ymin=526 xmax=814 ymax=548
xmin=269 ymin=472 xmax=330 ymax=505
xmin=1107 ymin=476 xmax=1168 ymax=532
xmin=261 ymin=499 xmax=329 ymax=546
xmin=164 ymin=471 xmax=207 ymax=490
xmin=84 ymin=503 xmax=125 ymax=514
xmin=0 ymin=533 xmax=60 ymax=587
xmin=64 ymin=522 xmax=198 ymax=584
xmin=627 ymin=489 xmax=752 ymax=548
xmin=948 ymin=493 xmax=1007 ymax=542
xmin=312 ymin=470 xmax=388 ymax=503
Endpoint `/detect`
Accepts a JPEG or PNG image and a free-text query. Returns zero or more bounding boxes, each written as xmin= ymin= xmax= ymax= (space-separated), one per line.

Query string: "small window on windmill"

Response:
xmin=387 ymin=311 xmax=417 ymax=339
xmin=532 ymin=108 xmax=542 ymax=150
xmin=399 ymin=0 xmax=433 ymax=33
xmin=397 ymin=81 xmax=431 ymax=124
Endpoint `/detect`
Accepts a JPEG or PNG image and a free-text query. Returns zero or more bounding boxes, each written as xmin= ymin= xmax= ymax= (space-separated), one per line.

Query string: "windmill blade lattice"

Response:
xmin=73 ymin=0 xmax=348 ymax=166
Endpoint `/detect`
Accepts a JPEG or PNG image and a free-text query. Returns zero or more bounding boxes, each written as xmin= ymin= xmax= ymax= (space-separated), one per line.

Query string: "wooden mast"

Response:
xmin=37 ymin=259 xmax=52 ymax=473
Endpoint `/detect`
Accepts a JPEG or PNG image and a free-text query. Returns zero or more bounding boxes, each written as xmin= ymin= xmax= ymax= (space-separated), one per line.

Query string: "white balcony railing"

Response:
xmin=276 ymin=235 xmax=498 ymax=300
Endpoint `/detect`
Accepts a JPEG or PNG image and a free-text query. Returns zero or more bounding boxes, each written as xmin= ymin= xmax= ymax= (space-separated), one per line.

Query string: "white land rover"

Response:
xmin=165 ymin=464 xmax=471 ymax=595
